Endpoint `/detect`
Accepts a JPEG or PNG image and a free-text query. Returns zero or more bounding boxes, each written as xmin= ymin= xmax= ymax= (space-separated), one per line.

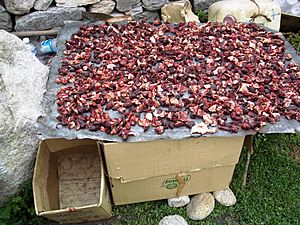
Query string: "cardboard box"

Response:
xmin=102 ymin=136 xmax=244 ymax=205
xmin=33 ymin=139 xmax=112 ymax=223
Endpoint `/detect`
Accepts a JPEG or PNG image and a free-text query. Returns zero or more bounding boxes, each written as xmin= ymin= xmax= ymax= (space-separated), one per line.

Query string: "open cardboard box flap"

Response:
xmin=39 ymin=138 xmax=97 ymax=152
xmin=101 ymin=136 xmax=244 ymax=183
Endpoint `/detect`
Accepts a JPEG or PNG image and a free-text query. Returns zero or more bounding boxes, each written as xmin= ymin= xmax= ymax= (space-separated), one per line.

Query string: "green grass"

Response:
xmin=0 ymin=180 xmax=49 ymax=225
xmin=196 ymin=9 xmax=208 ymax=23
xmin=285 ymin=31 xmax=300 ymax=53
xmin=0 ymin=134 xmax=299 ymax=225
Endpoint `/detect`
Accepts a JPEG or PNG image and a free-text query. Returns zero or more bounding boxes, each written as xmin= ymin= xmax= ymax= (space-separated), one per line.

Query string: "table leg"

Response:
xmin=242 ymin=135 xmax=254 ymax=188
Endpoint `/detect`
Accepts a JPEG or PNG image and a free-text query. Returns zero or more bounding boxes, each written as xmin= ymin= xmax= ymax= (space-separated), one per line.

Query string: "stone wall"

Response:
xmin=0 ymin=0 xmax=219 ymax=32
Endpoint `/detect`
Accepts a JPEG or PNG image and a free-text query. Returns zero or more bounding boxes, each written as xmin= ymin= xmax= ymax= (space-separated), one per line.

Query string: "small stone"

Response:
xmin=4 ymin=0 xmax=35 ymax=15
xmin=34 ymin=0 xmax=54 ymax=10
xmin=15 ymin=7 xmax=85 ymax=31
xmin=142 ymin=0 xmax=168 ymax=11
xmin=158 ymin=215 xmax=188 ymax=225
xmin=213 ymin=187 xmax=237 ymax=206
xmin=0 ymin=5 xmax=12 ymax=31
xmin=55 ymin=0 xmax=100 ymax=7
xmin=88 ymin=0 xmax=116 ymax=14
xmin=115 ymin=0 xmax=140 ymax=12
xmin=168 ymin=196 xmax=190 ymax=208
xmin=186 ymin=193 xmax=215 ymax=220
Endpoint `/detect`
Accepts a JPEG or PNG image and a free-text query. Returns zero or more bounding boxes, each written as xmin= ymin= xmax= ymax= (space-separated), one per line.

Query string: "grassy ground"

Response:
xmin=0 ymin=134 xmax=299 ymax=225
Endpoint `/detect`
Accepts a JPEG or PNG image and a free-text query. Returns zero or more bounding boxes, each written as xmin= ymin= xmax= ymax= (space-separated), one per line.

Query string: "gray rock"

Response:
xmin=0 ymin=5 xmax=12 ymax=31
xmin=0 ymin=30 xmax=48 ymax=206
xmin=125 ymin=2 xmax=143 ymax=16
xmin=168 ymin=196 xmax=190 ymax=208
xmin=134 ymin=10 xmax=159 ymax=20
xmin=186 ymin=193 xmax=215 ymax=220
xmin=192 ymin=0 xmax=221 ymax=12
xmin=34 ymin=0 xmax=54 ymax=10
xmin=55 ymin=0 xmax=100 ymax=7
xmin=142 ymin=0 xmax=168 ymax=11
xmin=15 ymin=7 xmax=85 ymax=31
xmin=158 ymin=215 xmax=188 ymax=225
xmin=4 ymin=0 xmax=35 ymax=15
xmin=116 ymin=0 xmax=140 ymax=12
xmin=213 ymin=187 xmax=237 ymax=206
xmin=88 ymin=0 xmax=116 ymax=14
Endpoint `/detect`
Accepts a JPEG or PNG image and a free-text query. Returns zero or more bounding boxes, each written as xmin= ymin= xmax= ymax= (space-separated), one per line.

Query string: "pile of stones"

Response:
xmin=159 ymin=187 xmax=237 ymax=224
xmin=0 ymin=0 xmax=220 ymax=32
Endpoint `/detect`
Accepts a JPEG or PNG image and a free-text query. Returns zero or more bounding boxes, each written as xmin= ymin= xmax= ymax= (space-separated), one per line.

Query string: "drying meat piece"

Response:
xmin=56 ymin=20 xmax=300 ymax=140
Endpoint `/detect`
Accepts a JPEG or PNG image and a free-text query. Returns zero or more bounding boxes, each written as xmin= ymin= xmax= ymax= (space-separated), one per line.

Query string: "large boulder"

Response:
xmin=0 ymin=5 xmax=12 ymax=31
xmin=4 ymin=0 xmax=35 ymax=15
xmin=15 ymin=7 xmax=85 ymax=31
xmin=55 ymin=0 xmax=100 ymax=7
xmin=0 ymin=30 xmax=49 ymax=206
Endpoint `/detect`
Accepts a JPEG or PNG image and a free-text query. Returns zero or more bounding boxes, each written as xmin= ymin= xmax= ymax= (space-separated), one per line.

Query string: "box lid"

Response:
xmin=102 ymin=136 xmax=244 ymax=183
